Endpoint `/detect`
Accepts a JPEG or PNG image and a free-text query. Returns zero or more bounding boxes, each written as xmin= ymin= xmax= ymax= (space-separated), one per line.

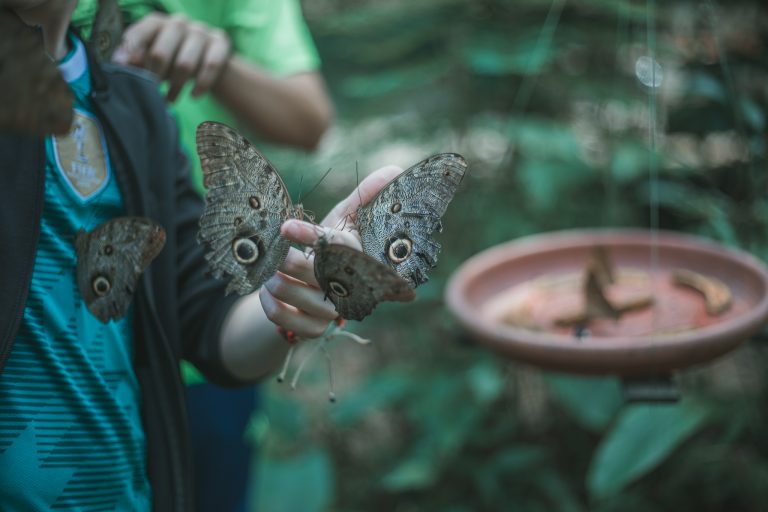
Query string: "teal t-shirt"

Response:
xmin=0 ymin=35 xmax=151 ymax=510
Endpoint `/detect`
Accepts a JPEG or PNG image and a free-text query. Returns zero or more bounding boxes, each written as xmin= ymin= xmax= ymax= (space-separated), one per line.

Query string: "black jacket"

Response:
xmin=0 ymin=46 xmax=243 ymax=511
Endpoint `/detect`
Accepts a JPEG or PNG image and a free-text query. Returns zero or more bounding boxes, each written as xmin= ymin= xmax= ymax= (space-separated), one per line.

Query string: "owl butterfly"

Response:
xmin=197 ymin=121 xmax=302 ymax=295
xmin=0 ymin=10 xmax=73 ymax=135
xmin=75 ymin=217 xmax=166 ymax=323
xmin=313 ymin=237 xmax=415 ymax=321
xmin=356 ymin=153 xmax=467 ymax=288
xmin=91 ymin=0 xmax=124 ymax=61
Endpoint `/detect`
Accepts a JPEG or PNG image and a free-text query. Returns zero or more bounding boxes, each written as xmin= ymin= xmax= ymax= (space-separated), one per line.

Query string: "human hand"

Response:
xmin=259 ymin=165 xmax=405 ymax=338
xmin=112 ymin=12 xmax=231 ymax=102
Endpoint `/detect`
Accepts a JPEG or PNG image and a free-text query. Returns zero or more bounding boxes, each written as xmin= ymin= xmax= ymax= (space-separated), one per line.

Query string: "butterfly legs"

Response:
xmin=275 ymin=320 xmax=371 ymax=402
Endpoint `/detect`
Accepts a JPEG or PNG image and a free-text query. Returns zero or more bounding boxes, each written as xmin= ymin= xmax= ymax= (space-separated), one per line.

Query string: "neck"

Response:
xmin=12 ymin=0 xmax=76 ymax=60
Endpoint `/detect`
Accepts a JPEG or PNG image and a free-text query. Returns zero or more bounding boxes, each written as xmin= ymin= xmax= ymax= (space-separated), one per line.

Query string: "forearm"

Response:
xmin=219 ymin=290 xmax=290 ymax=381
xmin=212 ymin=56 xmax=333 ymax=150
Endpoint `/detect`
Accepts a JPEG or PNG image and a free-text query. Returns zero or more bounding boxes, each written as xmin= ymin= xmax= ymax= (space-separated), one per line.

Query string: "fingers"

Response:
xmin=111 ymin=12 xmax=231 ymax=102
xmin=279 ymin=246 xmax=319 ymax=287
xmin=192 ymin=30 xmax=231 ymax=97
xmin=322 ymin=165 xmax=404 ymax=228
xmin=281 ymin=219 xmax=362 ymax=250
xmin=260 ymin=277 xmax=337 ymax=339
xmin=165 ymin=27 xmax=205 ymax=101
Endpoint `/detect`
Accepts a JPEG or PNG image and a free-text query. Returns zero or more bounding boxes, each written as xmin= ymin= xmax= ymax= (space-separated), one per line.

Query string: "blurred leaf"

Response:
xmin=330 ymin=369 xmax=412 ymax=426
xmin=587 ymin=401 xmax=712 ymax=499
xmin=255 ymin=448 xmax=334 ymax=512
xmin=685 ymin=73 xmax=727 ymax=103
xmin=466 ymin=360 xmax=505 ymax=403
xmin=546 ymin=375 xmax=623 ymax=432
xmin=340 ymin=59 xmax=448 ymax=98
xmin=507 ymin=117 xmax=582 ymax=160
xmin=517 ymin=158 xmax=593 ymax=211
xmin=463 ymin=31 xmax=557 ymax=76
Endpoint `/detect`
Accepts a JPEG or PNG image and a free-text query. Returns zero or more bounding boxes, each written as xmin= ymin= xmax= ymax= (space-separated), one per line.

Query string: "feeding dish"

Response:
xmin=445 ymin=229 xmax=768 ymax=375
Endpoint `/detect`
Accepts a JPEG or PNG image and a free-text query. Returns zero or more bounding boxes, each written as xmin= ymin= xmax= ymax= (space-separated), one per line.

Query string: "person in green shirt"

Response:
xmin=72 ymin=2 xmax=333 ymax=510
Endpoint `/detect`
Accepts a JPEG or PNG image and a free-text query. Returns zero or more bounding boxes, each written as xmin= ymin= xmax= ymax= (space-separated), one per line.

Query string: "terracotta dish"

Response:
xmin=445 ymin=229 xmax=768 ymax=375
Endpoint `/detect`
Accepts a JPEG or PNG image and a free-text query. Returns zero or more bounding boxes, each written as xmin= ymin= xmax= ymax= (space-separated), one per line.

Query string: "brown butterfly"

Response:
xmin=313 ymin=237 xmax=415 ymax=321
xmin=197 ymin=121 xmax=303 ymax=295
xmin=0 ymin=10 xmax=73 ymax=135
xmin=356 ymin=153 xmax=467 ymax=288
xmin=75 ymin=217 xmax=166 ymax=323
xmin=91 ymin=0 xmax=123 ymax=61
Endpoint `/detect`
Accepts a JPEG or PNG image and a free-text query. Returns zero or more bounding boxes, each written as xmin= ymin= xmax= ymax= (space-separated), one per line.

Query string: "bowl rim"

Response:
xmin=445 ymin=228 xmax=768 ymax=374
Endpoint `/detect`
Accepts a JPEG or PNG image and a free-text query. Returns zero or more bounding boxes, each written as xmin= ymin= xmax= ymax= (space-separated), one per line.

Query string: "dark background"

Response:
xmin=250 ymin=1 xmax=768 ymax=510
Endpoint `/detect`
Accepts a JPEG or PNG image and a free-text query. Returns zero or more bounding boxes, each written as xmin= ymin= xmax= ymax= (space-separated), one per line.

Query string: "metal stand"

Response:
xmin=622 ymin=373 xmax=679 ymax=403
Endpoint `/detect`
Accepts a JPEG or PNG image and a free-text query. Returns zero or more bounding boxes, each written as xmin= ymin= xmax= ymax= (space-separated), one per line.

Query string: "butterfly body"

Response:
xmin=356 ymin=153 xmax=467 ymax=287
xmin=197 ymin=121 xmax=299 ymax=295
xmin=314 ymin=237 xmax=415 ymax=321
xmin=75 ymin=217 xmax=166 ymax=323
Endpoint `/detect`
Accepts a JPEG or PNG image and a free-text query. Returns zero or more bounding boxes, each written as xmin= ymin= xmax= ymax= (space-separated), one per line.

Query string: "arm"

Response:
xmin=113 ymin=12 xmax=333 ymax=149
xmin=219 ymin=165 xmax=406 ymax=381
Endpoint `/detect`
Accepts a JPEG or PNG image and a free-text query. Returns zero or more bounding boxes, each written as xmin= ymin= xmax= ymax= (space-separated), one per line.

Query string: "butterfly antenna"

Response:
xmin=355 ymin=161 xmax=364 ymax=208
xmin=303 ymin=167 xmax=333 ymax=203
xmin=322 ymin=343 xmax=337 ymax=402
xmin=290 ymin=340 xmax=323 ymax=390
xmin=276 ymin=345 xmax=296 ymax=383
xmin=296 ymin=174 xmax=305 ymax=205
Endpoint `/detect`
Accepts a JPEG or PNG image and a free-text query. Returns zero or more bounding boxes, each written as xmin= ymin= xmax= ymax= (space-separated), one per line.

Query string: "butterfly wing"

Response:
xmin=75 ymin=217 xmax=166 ymax=323
xmin=314 ymin=241 xmax=415 ymax=321
xmin=197 ymin=121 xmax=293 ymax=295
xmin=91 ymin=0 xmax=123 ymax=61
xmin=0 ymin=11 xmax=73 ymax=135
xmin=356 ymin=153 xmax=467 ymax=287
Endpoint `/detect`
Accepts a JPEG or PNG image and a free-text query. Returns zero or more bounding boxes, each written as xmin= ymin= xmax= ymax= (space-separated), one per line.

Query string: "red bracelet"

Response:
xmin=276 ymin=326 xmax=297 ymax=344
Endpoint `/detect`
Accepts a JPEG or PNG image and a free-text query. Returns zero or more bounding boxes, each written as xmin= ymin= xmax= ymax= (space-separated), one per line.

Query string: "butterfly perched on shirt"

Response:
xmin=75 ymin=217 xmax=166 ymax=323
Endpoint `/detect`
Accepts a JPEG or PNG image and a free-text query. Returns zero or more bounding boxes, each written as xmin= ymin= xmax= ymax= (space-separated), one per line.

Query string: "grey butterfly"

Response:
xmin=314 ymin=237 xmax=415 ymax=321
xmin=356 ymin=153 xmax=467 ymax=288
xmin=91 ymin=0 xmax=123 ymax=61
xmin=0 ymin=10 xmax=73 ymax=135
xmin=197 ymin=121 xmax=301 ymax=295
xmin=75 ymin=217 xmax=166 ymax=323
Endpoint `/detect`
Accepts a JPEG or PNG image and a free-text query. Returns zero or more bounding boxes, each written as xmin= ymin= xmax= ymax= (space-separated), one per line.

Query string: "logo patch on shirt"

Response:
xmin=52 ymin=109 xmax=110 ymax=202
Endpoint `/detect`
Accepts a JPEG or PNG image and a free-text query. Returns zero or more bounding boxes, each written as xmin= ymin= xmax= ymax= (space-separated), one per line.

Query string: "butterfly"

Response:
xmin=0 ymin=10 xmax=73 ymax=135
xmin=91 ymin=0 xmax=124 ymax=61
xmin=313 ymin=237 xmax=415 ymax=321
xmin=355 ymin=153 xmax=467 ymax=288
xmin=75 ymin=217 xmax=166 ymax=323
xmin=196 ymin=121 xmax=303 ymax=295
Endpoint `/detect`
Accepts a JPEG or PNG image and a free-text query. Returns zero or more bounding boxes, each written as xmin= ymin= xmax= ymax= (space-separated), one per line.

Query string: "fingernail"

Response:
xmin=112 ymin=49 xmax=128 ymax=64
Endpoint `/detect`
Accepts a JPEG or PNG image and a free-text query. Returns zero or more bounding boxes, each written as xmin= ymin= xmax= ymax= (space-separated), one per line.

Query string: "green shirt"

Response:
xmin=73 ymin=0 xmax=321 ymax=191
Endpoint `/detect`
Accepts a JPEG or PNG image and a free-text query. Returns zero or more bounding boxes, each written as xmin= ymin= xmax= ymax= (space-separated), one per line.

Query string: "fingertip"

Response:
xmin=281 ymin=219 xmax=320 ymax=245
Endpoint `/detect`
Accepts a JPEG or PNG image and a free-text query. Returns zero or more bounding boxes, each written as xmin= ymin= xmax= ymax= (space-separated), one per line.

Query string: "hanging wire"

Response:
xmin=644 ymin=0 xmax=661 ymax=332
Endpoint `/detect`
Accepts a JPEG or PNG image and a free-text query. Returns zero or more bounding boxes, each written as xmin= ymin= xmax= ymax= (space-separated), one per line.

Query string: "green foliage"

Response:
xmin=587 ymin=401 xmax=711 ymax=499
xmin=249 ymin=0 xmax=768 ymax=510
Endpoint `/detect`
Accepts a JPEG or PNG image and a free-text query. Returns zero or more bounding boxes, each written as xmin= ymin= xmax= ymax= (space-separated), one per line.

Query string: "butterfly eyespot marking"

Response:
xmin=391 ymin=202 xmax=402 ymax=214
xmin=103 ymin=244 xmax=113 ymax=255
xmin=387 ymin=237 xmax=413 ymax=264
xmin=232 ymin=237 xmax=260 ymax=265
xmin=249 ymin=196 xmax=261 ymax=209
xmin=328 ymin=280 xmax=349 ymax=297
xmin=92 ymin=275 xmax=111 ymax=297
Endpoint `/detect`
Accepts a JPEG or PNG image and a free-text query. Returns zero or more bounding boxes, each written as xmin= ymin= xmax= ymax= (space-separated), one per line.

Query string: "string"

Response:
xmin=646 ymin=0 xmax=660 ymax=331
